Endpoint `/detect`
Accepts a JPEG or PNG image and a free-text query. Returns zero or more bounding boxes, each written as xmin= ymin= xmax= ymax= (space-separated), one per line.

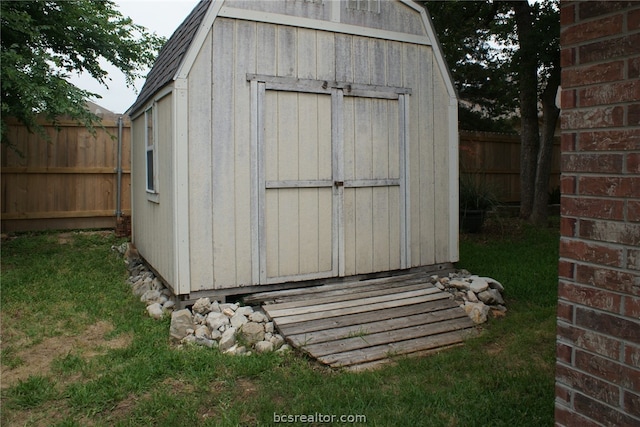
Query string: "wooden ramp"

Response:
xmin=250 ymin=273 xmax=477 ymax=370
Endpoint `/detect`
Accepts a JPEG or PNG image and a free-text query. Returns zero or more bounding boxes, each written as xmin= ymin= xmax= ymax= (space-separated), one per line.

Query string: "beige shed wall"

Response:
xmin=186 ymin=17 xmax=455 ymax=291
xmin=131 ymin=93 xmax=176 ymax=287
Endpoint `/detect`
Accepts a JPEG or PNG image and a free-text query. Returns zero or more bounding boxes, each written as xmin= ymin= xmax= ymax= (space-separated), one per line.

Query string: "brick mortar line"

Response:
xmin=558 ymin=275 xmax=640 ymax=299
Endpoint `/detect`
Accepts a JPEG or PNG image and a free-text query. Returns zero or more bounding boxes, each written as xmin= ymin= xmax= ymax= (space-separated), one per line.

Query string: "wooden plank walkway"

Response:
xmin=252 ymin=273 xmax=477 ymax=370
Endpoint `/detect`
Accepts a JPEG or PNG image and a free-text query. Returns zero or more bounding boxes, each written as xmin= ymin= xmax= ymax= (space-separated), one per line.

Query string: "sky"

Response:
xmin=68 ymin=1 xmax=199 ymax=114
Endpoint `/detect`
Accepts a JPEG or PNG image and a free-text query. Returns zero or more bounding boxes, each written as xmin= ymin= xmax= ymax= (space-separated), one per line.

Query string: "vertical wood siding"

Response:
xmin=187 ymin=17 xmax=453 ymax=290
xmin=132 ymin=94 xmax=175 ymax=286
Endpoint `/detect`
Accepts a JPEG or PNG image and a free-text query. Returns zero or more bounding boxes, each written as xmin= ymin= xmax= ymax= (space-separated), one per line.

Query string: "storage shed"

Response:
xmin=128 ymin=0 xmax=459 ymax=302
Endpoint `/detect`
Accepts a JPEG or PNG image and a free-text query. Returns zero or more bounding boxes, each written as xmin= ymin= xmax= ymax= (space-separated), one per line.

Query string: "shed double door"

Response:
xmin=257 ymin=85 xmax=407 ymax=284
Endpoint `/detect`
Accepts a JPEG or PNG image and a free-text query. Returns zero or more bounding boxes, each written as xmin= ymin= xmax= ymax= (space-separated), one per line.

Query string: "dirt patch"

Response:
xmin=0 ymin=321 xmax=132 ymax=389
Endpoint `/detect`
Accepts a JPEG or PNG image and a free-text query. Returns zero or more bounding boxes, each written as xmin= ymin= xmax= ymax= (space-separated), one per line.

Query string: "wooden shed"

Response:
xmin=128 ymin=0 xmax=459 ymax=301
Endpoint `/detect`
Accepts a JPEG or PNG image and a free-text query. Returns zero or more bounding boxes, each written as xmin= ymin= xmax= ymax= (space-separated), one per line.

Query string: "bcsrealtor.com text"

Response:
xmin=273 ymin=412 xmax=367 ymax=424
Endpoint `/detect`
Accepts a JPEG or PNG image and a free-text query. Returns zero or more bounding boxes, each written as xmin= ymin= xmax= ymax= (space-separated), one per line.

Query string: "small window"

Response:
xmin=145 ymin=107 xmax=157 ymax=194
xmin=347 ymin=0 xmax=380 ymax=13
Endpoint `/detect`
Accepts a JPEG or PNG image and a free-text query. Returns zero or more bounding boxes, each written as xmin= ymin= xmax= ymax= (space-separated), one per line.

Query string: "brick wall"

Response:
xmin=557 ymin=1 xmax=640 ymax=426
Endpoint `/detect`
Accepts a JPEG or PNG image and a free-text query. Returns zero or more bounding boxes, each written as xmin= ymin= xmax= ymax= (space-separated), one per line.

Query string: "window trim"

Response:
xmin=144 ymin=105 xmax=159 ymax=202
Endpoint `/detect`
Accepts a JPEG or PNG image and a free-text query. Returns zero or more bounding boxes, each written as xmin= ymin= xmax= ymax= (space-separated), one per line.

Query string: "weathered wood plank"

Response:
xmin=245 ymin=272 xmax=427 ymax=304
xmin=320 ymin=329 xmax=473 ymax=368
xmin=277 ymin=298 xmax=461 ymax=336
xmin=267 ymin=292 xmax=449 ymax=326
xmin=287 ymin=306 xmax=468 ymax=348
xmin=266 ymin=287 xmax=440 ymax=318
xmin=304 ymin=316 xmax=473 ymax=358
xmin=265 ymin=281 xmax=432 ymax=311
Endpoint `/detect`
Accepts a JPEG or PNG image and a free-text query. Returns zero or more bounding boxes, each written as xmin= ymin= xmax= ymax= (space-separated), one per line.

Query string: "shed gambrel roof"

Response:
xmin=129 ymin=0 xmax=211 ymax=114
xmin=128 ymin=0 xmax=457 ymax=115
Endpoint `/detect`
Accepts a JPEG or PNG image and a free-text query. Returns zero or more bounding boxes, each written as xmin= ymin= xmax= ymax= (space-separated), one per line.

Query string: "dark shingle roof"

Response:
xmin=128 ymin=0 xmax=212 ymax=114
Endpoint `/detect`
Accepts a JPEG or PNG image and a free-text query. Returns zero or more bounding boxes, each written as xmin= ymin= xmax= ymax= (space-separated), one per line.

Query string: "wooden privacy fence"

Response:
xmin=459 ymin=130 xmax=561 ymax=204
xmin=1 ymin=117 xmax=131 ymax=233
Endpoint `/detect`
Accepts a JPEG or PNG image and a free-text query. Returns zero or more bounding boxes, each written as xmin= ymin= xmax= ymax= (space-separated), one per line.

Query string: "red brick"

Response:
xmin=578 ymin=129 xmax=640 ymax=151
xmin=579 ymin=34 xmax=640 ymax=64
xmin=629 ymin=249 xmax=640 ymax=271
xmin=628 ymin=153 xmax=640 ymax=174
xmin=561 ymin=88 xmax=576 ymax=109
xmin=578 ymin=176 xmax=639 ymax=198
xmin=624 ymin=296 xmax=640 ymax=317
xmin=555 ymin=404 xmax=602 ymax=427
xmin=576 ymin=307 xmax=640 ymax=343
xmin=630 ymin=56 xmax=640 ymax=79
xmin=628 ymin=201 xmax=640 ymax=223
xmin=579 ymin=219 xmax=640 ymax=245
xmin=628 ymin=104 xmax=640 ymax=126
xmin=575 ymin=349 xmax=640 ymax=389
xmin=623 ymin=390 xmax=640 ymax=418
xmin=560 ymin=3 xmax=575 ymax=26
xmin=624 ymin=342 xmax=640 ymax=366
xmin=560 ymin=216 xmax=577 ymax=237
xmin=561 ymin=48 xmax=575 ymax=68
xmin=560 ymin=239 xmax=623 ymax=267
xmin=562 ymin=15 xmax=623 ymax=46
xmin=578 ymin=81 xmax=640 ymax=107
xmin=562 ymin=133 xmax=577 ymax=151
xmin=561 ymin=196 xmax=625 ymax=220
xmin=575 ymin=264 xmax=640 ymax=296
xmin=556 ymin=364 xmax=620 ymax=406
xmin=561 ymin=176 xmax=576 ymax=196
xmin=559 ymin=260 xmax=575 ymax=279
xmin=562 ymin=153 xmax=624 ymax=173
xmin=574 ymin=392 xmax=638 ymax=427
xmin=555 ymin=383 xmax=572 ymax=405
xmin=557 ymin=342 xmax=573 ymax=364
xmin=557 ymin=300 xmax=574 ymax=322
xmin=559 ymin=281 xmax=623 ymax=313
xmin=579 ymin=2 xmax=638 ymax=20
xmin=629 ymin=8 xmax=640 ymax=31
xmin=557 ymin=323 xmax=621 ymax=360
xmin=561 ymin=106 xmax=625 ymax=130
xmin=562 ymin=61 xmax=625 ymax=88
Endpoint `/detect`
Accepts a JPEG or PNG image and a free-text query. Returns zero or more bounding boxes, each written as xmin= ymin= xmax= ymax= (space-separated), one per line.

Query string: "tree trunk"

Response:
xmin=513 ymin=1 xmax=540 ymax=219
xmin=530 ymin=65 xmax=561 ymax=226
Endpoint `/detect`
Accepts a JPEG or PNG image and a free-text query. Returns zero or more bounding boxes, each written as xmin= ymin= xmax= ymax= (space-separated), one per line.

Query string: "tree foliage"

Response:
xmin=0 ymin=0 xmax=165 ymax=142
xmin=423 ymin=0 xmax=560 ymax=223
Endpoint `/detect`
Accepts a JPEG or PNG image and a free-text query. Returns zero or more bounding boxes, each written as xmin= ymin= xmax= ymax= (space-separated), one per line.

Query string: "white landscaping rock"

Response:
xmin=192 ymin=297 xmax=212 ymax=315
xmin=255 ymin=341 xmax=274 ymax=353
xmin=241 ymin=322 xmax=265 ymax=345
xmin=170 ymin=309 xmax=195 ymax=342
xmin=140 ymin=289 xmax=162 ymax=304
xmin=230 ymin=313 xmax=248 ymax=329
xmin=270 ymin=334 xmax=285 ymax=350
xmin=206 ymin=312 xmax=229 ymax=331
xmin=478 ymin=289 xmax=505 ymax=305
xmin=466 ymin=290 xmax=479 ymax=303
xmin=464 ymin=301 xmax=490 ymax=324
xmin=235 ymin=306 xmax=254 ymax=316
xmin=219 ymin=327 xmax=237 ymax=352
xmin=484 ymin=277 xmax=505 ymax=292
xmin=249 ymin=311 xmax=267 ymax=323
xmin=449 ymin=279 xmax=470 ymax=291
xmin=195 ymin=325 xmax=211 ymax=340
xmin=468 ymin=278 xmax=489 ymax=293
xmin=146 ymin=303 xmax=164 ymax=320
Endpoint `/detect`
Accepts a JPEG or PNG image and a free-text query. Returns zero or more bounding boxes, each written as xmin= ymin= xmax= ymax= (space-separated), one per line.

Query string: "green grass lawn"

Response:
xmin=1 ymin=220 xmax=559 ymax=426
